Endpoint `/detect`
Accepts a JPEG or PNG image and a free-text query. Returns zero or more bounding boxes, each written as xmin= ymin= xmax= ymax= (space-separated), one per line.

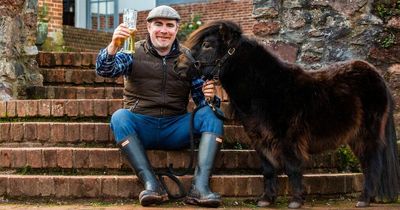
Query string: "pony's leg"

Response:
xmin=350 ymin=143 xmax=384 ymax=207
xmin=256 ymin=149 xmax=277 ymax=207
xmin=283 ymin=153 xmax=304 ymax=209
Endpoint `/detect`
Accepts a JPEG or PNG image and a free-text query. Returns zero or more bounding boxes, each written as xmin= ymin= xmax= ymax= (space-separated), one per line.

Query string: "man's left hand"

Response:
xmin=202 ymin=80 xmax=216 ymax=102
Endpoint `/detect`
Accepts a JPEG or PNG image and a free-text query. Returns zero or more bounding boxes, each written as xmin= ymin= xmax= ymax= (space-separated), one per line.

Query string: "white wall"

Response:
xmin=119 ymin=0 xmax=155 ymax=12
xmin=75 ymin=0 xmax=87 ymax=29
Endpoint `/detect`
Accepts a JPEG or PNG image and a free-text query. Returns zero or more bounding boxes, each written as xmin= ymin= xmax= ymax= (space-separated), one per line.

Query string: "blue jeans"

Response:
xmin=110 ymin=106 xmax=224 ymax=150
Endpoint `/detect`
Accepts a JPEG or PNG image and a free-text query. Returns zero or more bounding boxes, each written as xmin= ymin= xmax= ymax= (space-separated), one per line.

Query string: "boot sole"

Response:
xmin=140 ymin=194 xmax=169 ymax=206
xmin=184 ymin=197 xmax=221 ymax=208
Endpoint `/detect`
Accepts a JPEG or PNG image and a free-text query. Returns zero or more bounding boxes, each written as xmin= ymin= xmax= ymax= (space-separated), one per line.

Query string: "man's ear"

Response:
xmin=146 ymin=22 xmax=151 ymax=31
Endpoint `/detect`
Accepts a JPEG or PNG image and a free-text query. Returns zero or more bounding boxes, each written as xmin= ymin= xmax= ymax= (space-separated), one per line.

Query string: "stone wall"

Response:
xmin=0 ymin=0 xmax=43 ymax=100
xmin=253 ymin=0 xmax=379 ymax=67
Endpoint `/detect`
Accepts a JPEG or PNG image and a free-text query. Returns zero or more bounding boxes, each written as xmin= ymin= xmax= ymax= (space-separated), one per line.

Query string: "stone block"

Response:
xmin=26 ymin=148 xmax=43 ymax=168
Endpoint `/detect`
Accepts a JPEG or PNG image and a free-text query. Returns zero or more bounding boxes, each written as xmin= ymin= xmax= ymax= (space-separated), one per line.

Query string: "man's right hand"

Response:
xmin=107 ymin=23 xmax=135 ymax=55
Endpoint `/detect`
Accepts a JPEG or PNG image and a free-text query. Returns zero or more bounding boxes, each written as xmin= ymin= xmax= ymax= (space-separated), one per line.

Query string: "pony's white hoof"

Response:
xmin=257 ymin=200 xmax=271 ymax=207
xmin=288 ymin=201 xmax=302 ymax=209
xmin=355 ymin=201 xmax=370 ymax=208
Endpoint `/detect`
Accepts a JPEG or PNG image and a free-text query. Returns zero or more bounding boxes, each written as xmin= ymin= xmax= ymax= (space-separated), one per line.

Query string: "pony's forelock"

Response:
xmin=184 ymin=20 xmax=242 ymax=50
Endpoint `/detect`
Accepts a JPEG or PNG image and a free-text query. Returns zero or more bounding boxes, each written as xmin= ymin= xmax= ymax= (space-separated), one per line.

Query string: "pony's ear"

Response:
xmin=219 ymin=23 xmax=236 ymax=45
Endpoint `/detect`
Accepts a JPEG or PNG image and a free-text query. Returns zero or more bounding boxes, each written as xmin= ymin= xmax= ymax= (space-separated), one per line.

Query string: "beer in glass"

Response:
xmin=122 ymin=9 xmax=137 ymax=54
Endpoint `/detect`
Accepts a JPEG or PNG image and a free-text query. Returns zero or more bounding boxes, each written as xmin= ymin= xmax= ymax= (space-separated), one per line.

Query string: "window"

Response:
xmin=87 ymin=0 xmax=119 ymax=32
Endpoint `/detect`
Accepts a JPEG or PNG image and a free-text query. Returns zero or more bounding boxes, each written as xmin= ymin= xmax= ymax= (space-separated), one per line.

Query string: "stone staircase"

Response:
xmin=1 ymin=51 xmax=392 ymax=201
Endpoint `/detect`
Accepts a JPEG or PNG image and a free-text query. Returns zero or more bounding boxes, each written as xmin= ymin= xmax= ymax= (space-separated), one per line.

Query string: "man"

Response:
xmin=95 ymin=5 xmax=224 ymax=207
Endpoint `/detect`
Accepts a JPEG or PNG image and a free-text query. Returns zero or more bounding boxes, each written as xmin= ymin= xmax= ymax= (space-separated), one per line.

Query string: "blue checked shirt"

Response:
xmin=95 ymin=48 xmax=220 ymax=108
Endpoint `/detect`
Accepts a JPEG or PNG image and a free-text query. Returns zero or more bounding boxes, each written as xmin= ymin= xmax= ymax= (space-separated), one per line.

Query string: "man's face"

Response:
xmin=147 ymin=18 xmax=179 ymax=53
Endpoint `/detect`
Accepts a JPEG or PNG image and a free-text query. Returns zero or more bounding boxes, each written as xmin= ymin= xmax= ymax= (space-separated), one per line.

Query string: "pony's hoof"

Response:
xmin=288 ymin=201 xmax=302 ymax=209
xmin=355 ymin=201 xmax=370 ymax=208
xmin=257 ymin=200 xmax=271 ymax=207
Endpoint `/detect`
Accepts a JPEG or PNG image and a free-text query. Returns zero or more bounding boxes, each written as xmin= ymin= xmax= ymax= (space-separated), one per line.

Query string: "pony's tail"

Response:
xmin=377 ymin=94 xmax=400 ymax=202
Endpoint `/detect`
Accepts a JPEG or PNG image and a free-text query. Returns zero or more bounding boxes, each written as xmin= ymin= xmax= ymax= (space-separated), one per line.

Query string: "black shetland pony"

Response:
xmin=176 ymin=20 xmax=400 ymax=208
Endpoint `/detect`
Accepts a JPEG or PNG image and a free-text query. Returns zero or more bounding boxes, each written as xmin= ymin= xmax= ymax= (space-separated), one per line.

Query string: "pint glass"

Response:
xmin=122 ymin=9 xmax=137 ymax=54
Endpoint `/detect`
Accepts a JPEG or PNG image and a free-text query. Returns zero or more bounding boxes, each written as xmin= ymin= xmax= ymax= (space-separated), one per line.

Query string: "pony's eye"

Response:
xmin=202 ymin=42 xmax=211 ymax=49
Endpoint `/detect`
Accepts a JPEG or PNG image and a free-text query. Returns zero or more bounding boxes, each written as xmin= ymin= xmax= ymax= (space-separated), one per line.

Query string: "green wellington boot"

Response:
xmin=185 ymin=132 xmax=222 ymax=207
xmin=118 ymin=135 xmax=168 ymax=206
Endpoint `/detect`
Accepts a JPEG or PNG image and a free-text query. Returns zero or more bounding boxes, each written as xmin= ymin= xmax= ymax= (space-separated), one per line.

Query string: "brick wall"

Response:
xmin=62 ymin=26 xmax=113 ymax=52
xmin=39 ymin=0 xmax=63 ymax=33
xmin=135 ymin=0 xmax=256 ymax=39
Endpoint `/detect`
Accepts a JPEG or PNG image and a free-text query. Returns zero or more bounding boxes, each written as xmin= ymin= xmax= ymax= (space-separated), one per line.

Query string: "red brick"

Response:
xmin=22 ymin=176 xmax=40 ymax=196
xmin=53 ymin=52 xmax=63 ymax=66
xmin=57 ymin=148 xmax=73 ymax=168
xmin=65 ymin=123 xmax=80 ymax=142
xmin=0 ymin=149 xmax=12 ymax=167
xmin=10 ymin=123 xmax=24 ymax=142
xmin=148 ymin=150 xmax=168 ymax=168
xmin=81 ymin=123 xmax=95 ymax=142
xmin=51 ymin=123 xmax=65 ymax=142
xmin=117 ymin=176 xmax=136 ymax=197
xmin=16 ymin=101 xmax=27 ymax=117
xmin=54 ymin=86 xmax=66 ymax=99
xmin=6 ymin=100 xmax=16 ymax=117
xmin=54 ymin=176 xmax=70 ymax=197
xmin=64 ymin=69 xmax=72 ymax=83
xmin=93 ymin=100 xmax=108 ymax=116
xmin=46 ymin=86 xmax=55 ymax=99
xmin=86 ymin=87 xmax=104 ymax=99
xmin=26 ymin=149 xmax=43 ymax=168
xmin=94 ymin=74 xmax=105 ymax=83
xmin=95 ymin=123 xmax=110 ymax=142
xmin=76 ymin=87 xmax=86 ymax=99
xmin=0 ymin=101 xmax=6 ymax=117
xmin=81 ymin=53 xmax=92 ymax=66
xmin=37 ymin=52 xmax=55 ymax=67
xmin=104 ymin=149 xmax=121 ymax=169
xmin=38 ymin=100 xmax=51 ymax=117
xmin=11 ymin=149 xmax=26 ymax=168
xmin=65 ymin=100 xmax=79 ymax=116
xmin=73 ymin=149 xmax=90 ymax=168
xmin=72 ymin=53 xmax=82 ymax=67
xmin=0 ymin=176 xmax=9 ymax=195
xmin=82 ymin=177 xmax=101 ymax=197
xmin=62 ymin=53 xmax=73 ymax=66
xmin=69 ymin=177 xmax=83 ymax=197
xmin=64 ymin=87 xmax=77 ymax=99
xmin=43 ymin=149 xmax=58 ymax=168
xmin=89 ymin=149 xmax=106 ymax=168
xmin=71 ymin=70 xmax=83 ymax=84
xmin=0 ymin=123 xmax=10 ymax=142
xmin=38 ymin=176 xmax=55 ymax=196
xmin=82 ymin=70 xmax=95 ymax=84
xmin=79 ymin=100 xmax=93 ymax=116
xmin=37 ymin=123 xmax=50 ymax=142
xmin=26 ymin=100 xmax=39 ymax=117
xmin=101 ymin=176 xmax=118 ymax=197
xmin=47 ymin=69 xmax=65 ymax=82
xmin=8 ymin=176 xmax=24 ymax=196
xmin=51 ymin=100 xmax=65 ymax=116
xmin=108 ymin=99 xmax=123 ymax=115
xmin=24 ymin=123 xmax=37 ymax=141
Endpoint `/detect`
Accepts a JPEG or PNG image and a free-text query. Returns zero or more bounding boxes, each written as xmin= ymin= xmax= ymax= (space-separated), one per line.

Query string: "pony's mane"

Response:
xmin=184 ymin=20 xmax=243 ymax=49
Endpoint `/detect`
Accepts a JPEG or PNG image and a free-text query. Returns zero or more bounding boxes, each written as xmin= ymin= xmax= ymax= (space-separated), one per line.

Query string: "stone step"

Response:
xmin=36 ymin=52 xmax=98 ymax=68
xmin=0 ymin=122 xmax=247 ymax=146
xmin=0 ymin=173 xmax=363 ymax=199
xmin=0 ymin=99 xmax=233 ymax=120
xmin=26 ymin=86 xmax=124 ymax=99
xmin=40 ymin=68 xmax=124 ymax=85
xmin=0 ymin=147 xmax=338 ymax=171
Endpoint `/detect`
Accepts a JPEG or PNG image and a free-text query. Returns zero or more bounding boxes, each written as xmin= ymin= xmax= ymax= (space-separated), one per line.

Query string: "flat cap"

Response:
xmin=146 ymin=5 xmax=181 ymax=21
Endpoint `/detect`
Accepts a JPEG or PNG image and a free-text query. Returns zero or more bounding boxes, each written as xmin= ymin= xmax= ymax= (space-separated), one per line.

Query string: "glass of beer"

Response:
xmin=122 ymin=9 xmax=137 ymax=54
